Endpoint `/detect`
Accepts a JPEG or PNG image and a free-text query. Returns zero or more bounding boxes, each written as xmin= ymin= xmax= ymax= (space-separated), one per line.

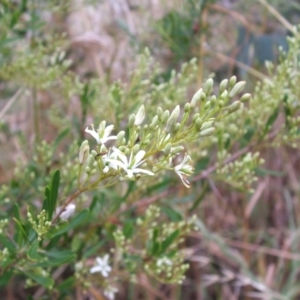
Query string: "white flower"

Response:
xmin=109 ymin=148 xmax=154 ymax=179
xmin=101 ymin=148 xmax=119 ymax=173
xmin=85 ymin=121 xmax=117 ymax=145
xmin=174 ymin=154 xmax=194 ymax=188
xmin=134 ymin=105 xmax=145 ymax=126
xmin=90 ymin=255 xmax=112 ymax=277
xmin=58 ymin=204 xmax=76 ymax=221
xmin=156 ymin=257 xmax=173 ymax=267
xmin=104 ymin=286 xmax=118 ymax=300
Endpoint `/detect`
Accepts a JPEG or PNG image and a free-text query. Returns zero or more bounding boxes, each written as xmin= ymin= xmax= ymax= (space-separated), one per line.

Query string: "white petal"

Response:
xmin=85 ymin=127 xmax=100 ymax=143
xmin=133 ymin=150 xmax=146 ymax=166
xmin=103 ymin=124 xmax=114 ymax=137
xmin=113 ymin=148 xmax=128 ymax=166
xmin=90 ymin=266 xmax=101 ymax=274
xmin=132 ymin=168 xmax=154 ymax=176
xmin=134 ymin=105 xmax=145 ymax=125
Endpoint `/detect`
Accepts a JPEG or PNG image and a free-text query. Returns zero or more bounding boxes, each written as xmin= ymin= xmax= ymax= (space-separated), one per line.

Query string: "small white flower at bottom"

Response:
xmin=90 ymin=254 xmax=112 ymax=277
xmin=104 ymin=286 xmax=118 ymax=300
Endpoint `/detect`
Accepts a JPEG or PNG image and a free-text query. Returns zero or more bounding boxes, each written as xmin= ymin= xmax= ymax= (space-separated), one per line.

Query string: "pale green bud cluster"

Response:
xmin=0 ymin=219 xmax=8 ymax=234
xmin=28 ymin=210 xmax=51 ymax=240
xmin=0 ymin=248 xmax=9 ymax=262
xmin=217 ymin=152 xmax=264 ymax=191
xmin=112 ymin=205 xmax=196 ymax=284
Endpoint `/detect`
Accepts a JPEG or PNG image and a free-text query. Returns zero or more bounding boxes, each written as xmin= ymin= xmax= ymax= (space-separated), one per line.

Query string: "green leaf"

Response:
xmin=52 ymin=209 xmax=89 ymax=237
xmin=57 ymin=277 xmax=74 ymax=291
xmin=49 ymin=170 xmax=60 ymax=220
xmin=123 ymin=222 xmax=134 ymax=239
xmin=83 ymin=240 xmax=105 ymax=258
xmin=13 ymin=218 xmax=27 ymax=246
xmin=53 ymin=128 xmax=69 ymax=151
xmin=13 ymin=203 xmax=21 ymax=221
xmin=25 ymin=271 xmax=54 ymax=288
xmin=0 ymin=270 xmax=13 ymax=287
xmin=161 ymin=206 xmax=182 ymax=222
xmin=161 ymin=230 xmax=180 ymax=253
xmin=0 ymin=235 xmax=16 ymax=253
xmin=255 ymin=167 xmax=284 ymax=177
xmin=27 ymin=240 xmax=41 ymax=261
xmin=42 ymin=250 xmax=75 ymax=266
xmin=260 ymin=107 xmax=279 ymax=140
xmin=42 ymin=187 xmax=50 ymax=213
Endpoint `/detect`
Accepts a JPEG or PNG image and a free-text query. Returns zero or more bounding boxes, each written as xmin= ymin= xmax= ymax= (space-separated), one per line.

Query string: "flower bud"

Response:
xmin=204 ymin=78 xmax=213 ymax=95
xmin=91 ymin=150 xmax=97 ymax=157
xmin=79 ymin=140 xmax=89 ymax=164
xmin=100 ymin=144 xmax=108 ymax=154
xmin=228 ymin=101 xmax=241 ymax=113
xmin=171 ymin=146 xmax=184 ymax=154
xmin=229 ymin=76 xmax=237 ymax=89
xmin=128 ymin=114 xmax=136 ymax=126
xmin=134 ymin=105 xmax=145 ymax=125
xmin=221 ymin=90 xmax=228 ymax=99
xmin=200 ymin=91 xmax=206 ymax=101
xmin=132 ymin=144 xmax=140 ymax=153
xmin=240 ymin=93 xmax=251 ymax=102
xmin=85 ymin=166 xmax=91 ymax=174
xmin=219 ymin=79 xmax=228 ymax=93
xmin=163 ymin=143 xmax=172 ymax=155
xmin=200 ymin=121 xmax=214 ymax=130
xmin=87 ymin=154 xmax=94 ymax=167
xmin=150 ymin=115 xmax=158 ymax=129
xmin=165 ymin=105 xmax=180 ymax=132
xmin=174 ymin=123 xmax=180 ymax=132
xmin=161 ymin=110 xmax=170 ymax=123
xmin=156 ymin=107 xmax=163 ymax=117
xmin=192 ymin=113 xmax=200 ymax=122
xmin=190 ymin=88 xmax=202 ymax=107
xmin=184 ymin=103 xmax=191 ymax=112
xmin=199 ymin=127 xmax=215 ymax=136
xmin=195 ymin=117 xmax=202 ymax=129
xmin=218 ymin=100 xmax=224 ymax=107
xmin=210 ymin=95 xmax=217 ymax=105
xmin=117 ymin=131 xmax=125 ymax=145
xmin=229 ymin=81 xmax=246 ymax=98
xmin=204 ymin=101 xmax=211 ymax=109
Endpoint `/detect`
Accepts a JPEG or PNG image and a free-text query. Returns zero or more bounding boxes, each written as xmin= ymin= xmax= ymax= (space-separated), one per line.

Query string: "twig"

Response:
xmin=0 ymin=88 xmax=23 ymax=119
xmin=257 ymin=0 xmax=296 ymax=34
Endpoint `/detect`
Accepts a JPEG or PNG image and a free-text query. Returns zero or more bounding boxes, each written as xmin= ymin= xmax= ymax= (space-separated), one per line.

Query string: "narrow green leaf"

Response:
xmin=53 ymin=128 xmax=69 ymax=151
xmin=83 ymin=240 xmax=105 ymax=258
xmin=25 ymin=271 xmax=54 ymax=288
xmin=42 ymin=186 xmax=51 ymax=213
xmin=13 ymin=218 xmax=27 ymax=245
xmin=52 ymin=209 xmax=89 ymax=237
xmin=57 ymin=277 xmax=74 ymax=291
xmin=0 ymin=235 xmax=16 ymax=253
xmin=13 ymin=203 xmax=21 ymax=221
xmin=42 ymin=250 xmax=75 ymax=266
xmin=0 ymin=270 xmax=13 ymax=287
xmin=260 ymin=107 xmax=279 ymax=140
xmin=27 ymin=240 xmax=40 ymax=261
xmin=161 ymin=230 xmax=180 ymax=253
xmin=49 ymin=170 xmax=60 ymax=220
xmin=161 ymin=206 xmax=182 ymax=222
